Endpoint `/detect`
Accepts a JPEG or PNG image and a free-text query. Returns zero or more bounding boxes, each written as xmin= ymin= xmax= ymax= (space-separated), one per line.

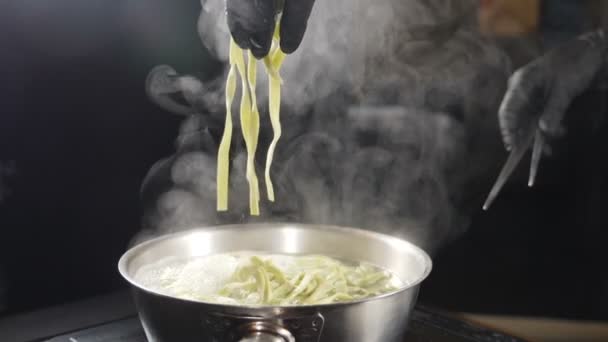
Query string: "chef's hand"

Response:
xmin=226 ymin=0 xmax=316 ymax=58
xmin=498 ymin=30 xmax=606 ymax=152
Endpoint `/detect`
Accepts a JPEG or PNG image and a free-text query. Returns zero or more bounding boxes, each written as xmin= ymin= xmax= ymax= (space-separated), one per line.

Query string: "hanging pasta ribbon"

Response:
xmin=217 ymin=21 xmax=285 ymax=215
xmin=263 ymin=24 xmax=286 ymax=202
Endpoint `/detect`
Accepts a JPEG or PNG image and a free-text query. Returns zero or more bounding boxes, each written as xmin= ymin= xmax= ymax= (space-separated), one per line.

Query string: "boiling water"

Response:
xmin=133 ymin=252 xmax=405 ymax=305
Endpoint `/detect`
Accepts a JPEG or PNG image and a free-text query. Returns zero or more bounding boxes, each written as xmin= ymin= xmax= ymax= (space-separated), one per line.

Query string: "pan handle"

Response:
xmin=238 ymin=322 xmax=295 ymax=342
xmin=201 ymin=311 xmax=324 ymax=341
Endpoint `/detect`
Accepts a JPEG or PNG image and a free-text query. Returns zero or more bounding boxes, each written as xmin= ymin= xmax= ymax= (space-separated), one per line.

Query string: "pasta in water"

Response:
xmin=134 ymin=253 xmax=403 ymax=306
xmin=217 ymin=22 xmax=286 ymax=215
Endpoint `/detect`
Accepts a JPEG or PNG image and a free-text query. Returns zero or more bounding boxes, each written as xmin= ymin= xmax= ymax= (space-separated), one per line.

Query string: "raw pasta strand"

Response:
xmin=263 ymin=48 xmax=286 ymax=201
xmin=216 ymin=41 xmax=239 ymax=211
xmin=247 ymin=51 xmax=259 ymax=111
xmin=231 ymin=41 xmax=260 ymax=215
xmin=218 ymin=20 xmax=286 ymax=214
xmin=246 ymin=51 xmax=262 ymax=212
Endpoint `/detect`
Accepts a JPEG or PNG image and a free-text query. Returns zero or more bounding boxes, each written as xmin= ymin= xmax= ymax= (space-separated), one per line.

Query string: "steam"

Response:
xmin=137 ymin=0 xmax=512 ymax=254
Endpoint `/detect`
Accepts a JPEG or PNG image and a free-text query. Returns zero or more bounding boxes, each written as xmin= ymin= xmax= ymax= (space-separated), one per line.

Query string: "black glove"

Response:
xmin=226 ymin=0 xmax=316 ymax=58
xmin=498 ymin=30 xmax=607 ymax=152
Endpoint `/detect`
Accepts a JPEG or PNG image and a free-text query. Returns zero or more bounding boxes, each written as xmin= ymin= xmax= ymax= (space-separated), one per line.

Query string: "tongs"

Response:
xmin=482 ymin=128 xmax=544 ymax=210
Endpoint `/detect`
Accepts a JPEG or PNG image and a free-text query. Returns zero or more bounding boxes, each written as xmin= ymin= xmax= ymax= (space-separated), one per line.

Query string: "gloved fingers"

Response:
xmin=537 ymin=94 xmax=570 ymax=151
xmin=539 ymin=118 xmax=567 ymax=140
xmin=498 ymin=67 xmax=547 ymax=151
xmin=226 ymin=0 xmax=277 ymax=58
xmin=279 ymin=0 xmax=316 ymax=54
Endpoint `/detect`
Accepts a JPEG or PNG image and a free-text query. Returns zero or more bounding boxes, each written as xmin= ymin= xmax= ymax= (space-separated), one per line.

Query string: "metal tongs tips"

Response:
xmin=482 ymin=129 xmax=544 ymax=211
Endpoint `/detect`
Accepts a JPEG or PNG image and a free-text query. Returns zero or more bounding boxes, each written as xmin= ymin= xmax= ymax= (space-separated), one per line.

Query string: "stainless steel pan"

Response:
xmin=118 ymin=223 xmax=432 ymax=342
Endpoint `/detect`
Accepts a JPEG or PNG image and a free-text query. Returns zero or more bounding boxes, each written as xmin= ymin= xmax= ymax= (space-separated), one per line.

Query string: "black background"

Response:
xmin=0 ymin=0 xmax=606 ymax=321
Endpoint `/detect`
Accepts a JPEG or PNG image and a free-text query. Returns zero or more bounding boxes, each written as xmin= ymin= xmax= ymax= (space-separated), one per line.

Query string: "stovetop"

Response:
xmin=44 ymin=306 xmax=526 ymax=342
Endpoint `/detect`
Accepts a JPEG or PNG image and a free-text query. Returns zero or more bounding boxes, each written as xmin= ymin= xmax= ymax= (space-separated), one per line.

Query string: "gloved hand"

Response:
xmin=498 ymin=29 xmax=606 ymax=152
xmin=226 ymin=0 xmax=316 ymax=58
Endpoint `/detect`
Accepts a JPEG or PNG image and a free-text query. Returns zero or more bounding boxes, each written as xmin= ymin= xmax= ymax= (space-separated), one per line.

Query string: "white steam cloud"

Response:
xmin=136 ymin=0 xmax=513 ymax=254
